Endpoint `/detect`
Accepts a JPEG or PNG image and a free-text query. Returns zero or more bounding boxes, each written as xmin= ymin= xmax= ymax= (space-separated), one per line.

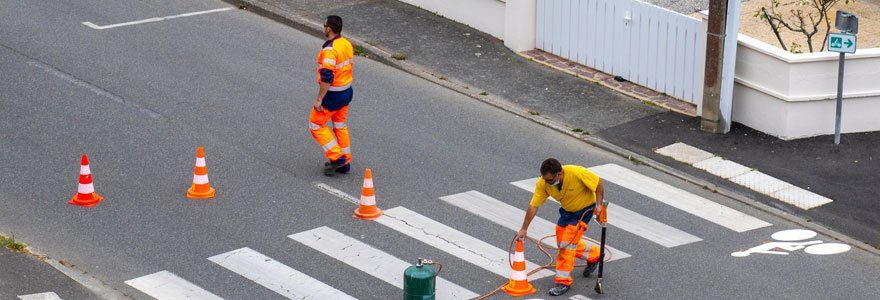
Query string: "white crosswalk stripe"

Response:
xmin=439 ymin=191 xmax=631 ymax=260
xmin=379 ymin=206 xmax=555 ymax=278
xmin=124 ymin=270 xmax=223 ymax=300
xmin=589 ymin=164 xmax=772 ymax=232
xmin=17 ymin=292 xmax=63 ymax=300
xmin=207 ymin=248 xmax=356 ymax=300
xmin=289 ymin=226 xmax=480 ymax=300
xmin=511 ymin=178 xmax=702 ymax=248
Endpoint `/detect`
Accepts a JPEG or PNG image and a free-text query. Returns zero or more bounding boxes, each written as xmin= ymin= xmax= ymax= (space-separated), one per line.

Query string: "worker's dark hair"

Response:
xmin=326 ymin=15 xmax=343 ymax=34
xmin=540 ymin=158 xmax=562 ymax=176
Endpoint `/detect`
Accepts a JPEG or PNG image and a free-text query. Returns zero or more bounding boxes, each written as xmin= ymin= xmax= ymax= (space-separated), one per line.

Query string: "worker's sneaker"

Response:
xmin=548 ymin=283 xmax=570 ymax=296
xmin=583 ymin=260 xmax=599 ymax=277
xmin=323 ymin=158 xmax=347 ymax=176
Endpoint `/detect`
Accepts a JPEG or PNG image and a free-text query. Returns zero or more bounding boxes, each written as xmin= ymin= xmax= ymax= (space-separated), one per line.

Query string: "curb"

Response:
xmin=0 ymin=233 xmax=130 ymax=300
xmin=227 ymin=0 xmax=880 ymax=257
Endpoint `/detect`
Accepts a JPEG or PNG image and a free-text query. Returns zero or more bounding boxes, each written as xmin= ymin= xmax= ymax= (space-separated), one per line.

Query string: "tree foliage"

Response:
xmin=756 ymin=0 xmax=854 ymax=53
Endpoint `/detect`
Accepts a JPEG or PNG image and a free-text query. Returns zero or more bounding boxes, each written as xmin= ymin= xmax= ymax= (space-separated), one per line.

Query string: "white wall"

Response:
xmin=398 ymin=0 xmax=507 ymax=39
xmin=733 ymin=34 xmax=880 ymax=139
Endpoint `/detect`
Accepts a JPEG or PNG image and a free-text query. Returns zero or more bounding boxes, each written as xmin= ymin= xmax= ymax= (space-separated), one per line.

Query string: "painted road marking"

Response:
xmin=379 ymin=206 xmax=554 ymax=278
xmin=17 ymin=292 xmax=63 ymax=300
xmin=655 ymin=142 xmax=715 ymax=164
xmin=732 ymin=229 xmax=851 ymax=257
xmin=439 ymin=191 xmax=630 ymax=261
xmin=290 ymin=226 xmax=479 ymax=300
xmin=512 ymin=178 xmax=702 ymax=248
xmin=82 ymin=7 xmax=233 ymax=30
xmin=124 ymin=270 xmax=222 ymax=300
xmin=207 ymin=248 xmax=356 ymax=300
xmin=655 ymin=143 xmax=834 ymax=210
xmin=589 ymin=164 xmax=772 ymax=232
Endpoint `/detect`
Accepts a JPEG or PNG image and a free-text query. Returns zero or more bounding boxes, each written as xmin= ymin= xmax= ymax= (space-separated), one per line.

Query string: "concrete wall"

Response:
xmin=397 ymin=0 xmax=506 ymax=38
xmin=733 ymin=34 xmax=880 ymax=140
xmin=396 ymin=0 xmax=537 ymax=52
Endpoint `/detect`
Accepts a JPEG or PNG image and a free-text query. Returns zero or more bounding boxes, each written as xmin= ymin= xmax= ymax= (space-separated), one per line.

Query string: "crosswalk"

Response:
xmin=122 ymin=163 xmax=770 ymax=299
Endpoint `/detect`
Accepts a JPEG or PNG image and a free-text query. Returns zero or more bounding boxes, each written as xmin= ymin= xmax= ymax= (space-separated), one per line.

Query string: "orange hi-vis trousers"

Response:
xmin=308 ymin=105 xmax=351 ymax=163
xmin=555 ymin=221 xmax=600 ymax=286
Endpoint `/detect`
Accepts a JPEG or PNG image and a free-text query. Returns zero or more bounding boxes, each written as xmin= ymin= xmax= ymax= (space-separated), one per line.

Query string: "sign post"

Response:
xmin=828 ymin=11 xmax=858 ymax=145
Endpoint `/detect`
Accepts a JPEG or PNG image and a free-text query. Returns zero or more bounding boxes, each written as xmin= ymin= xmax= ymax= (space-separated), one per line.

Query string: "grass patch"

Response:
xmin=0 ymin=235 xmax=28 ymax=253
xmin=354 ymin=45 xmax=368 ymax=57
xmin=627 ymin=155 xmax=646 ymax=166
xmin=529 ymin=111 xmax=540 ymax=116
xmin=392 ymin=52 xmax=407 ymax=60
xmin=479 ymin=92 xmax=488 ymax=96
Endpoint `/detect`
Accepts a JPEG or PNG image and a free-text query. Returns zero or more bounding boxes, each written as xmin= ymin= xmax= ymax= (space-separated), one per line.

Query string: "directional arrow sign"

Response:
xmin=828 ymin=32 xmax=857 ymax=54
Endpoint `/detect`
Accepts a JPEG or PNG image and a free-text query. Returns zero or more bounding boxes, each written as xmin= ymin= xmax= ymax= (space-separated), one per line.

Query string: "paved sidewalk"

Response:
xmin=0 ymin=247 xmax=96 ymax=299
xmin=238 ymin=0 xmax=880 ymax=248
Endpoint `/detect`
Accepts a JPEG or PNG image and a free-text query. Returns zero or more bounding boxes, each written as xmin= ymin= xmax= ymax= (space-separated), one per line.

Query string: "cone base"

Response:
xmin=70 ymin=193 xmax=103 ymax=207
xmin=353 ymin=207 xmax=382 ymax=220
xmin=187 ymin=186 xmax=215 ymax=199
xmin=502 ymin=281 xmax=536 ymax=297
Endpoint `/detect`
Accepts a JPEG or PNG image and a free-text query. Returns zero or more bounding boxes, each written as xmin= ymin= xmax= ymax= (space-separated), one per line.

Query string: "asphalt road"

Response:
xmin=1 ymin=1 xmax=879 ymax=299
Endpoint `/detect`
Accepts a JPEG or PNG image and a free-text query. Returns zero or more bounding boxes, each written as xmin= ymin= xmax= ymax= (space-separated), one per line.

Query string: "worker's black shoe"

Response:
xmin=548 ymin=283 xmax=570 ymax=296
xmin=323 ymin=158 xmax=347 ymax=176
xmin=335 ymin=163 xmax=350 ymax=174
xmin=583 ymin=260 xmax=599 ymax=277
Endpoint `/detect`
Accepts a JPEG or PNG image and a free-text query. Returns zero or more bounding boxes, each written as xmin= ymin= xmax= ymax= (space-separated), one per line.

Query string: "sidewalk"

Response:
xmin=0 ymin=246 xmax=97 ymax=299
xmin=236 ymin=0 xmax=880 ymax=249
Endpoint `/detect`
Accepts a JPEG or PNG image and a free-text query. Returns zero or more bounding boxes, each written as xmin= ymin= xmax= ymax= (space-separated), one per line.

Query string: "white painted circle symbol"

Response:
xmin=771 ymin=229 xmax=817 ymax=241
xmin=804 ymin=243 xmax=851 ymax=255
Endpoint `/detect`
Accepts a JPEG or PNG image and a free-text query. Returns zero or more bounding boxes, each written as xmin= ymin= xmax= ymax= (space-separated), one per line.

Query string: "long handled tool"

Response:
xmin=594 ymin=201 xmax=608 ymax=294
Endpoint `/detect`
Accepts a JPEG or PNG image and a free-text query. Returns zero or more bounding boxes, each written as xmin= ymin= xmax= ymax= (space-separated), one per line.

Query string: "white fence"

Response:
xmin=536 ymin=0 xmax=705 ymax=104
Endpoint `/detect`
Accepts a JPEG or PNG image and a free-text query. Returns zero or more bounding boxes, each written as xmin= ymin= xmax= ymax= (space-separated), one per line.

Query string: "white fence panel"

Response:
xmin=536 ymin=0 xmax=705 ymax=104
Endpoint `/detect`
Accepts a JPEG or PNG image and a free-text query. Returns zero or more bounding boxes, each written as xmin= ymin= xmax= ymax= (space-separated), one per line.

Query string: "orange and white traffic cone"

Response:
xmin=186 ymin=147 xmax=215 ymax=199
xmin=503 ymin=239 xmax=537 ymax=297
xmin=70 ymin=154 xmax=103 ymax=207
xmin=353 ymin=168 xmax=382 ymax=220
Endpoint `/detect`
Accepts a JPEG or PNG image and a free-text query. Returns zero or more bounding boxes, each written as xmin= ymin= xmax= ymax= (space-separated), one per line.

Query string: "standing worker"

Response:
xmin=309 ymin=15 xmax=355 ymax=176
xmin=516 ymin=158 xmax=603 ymax=296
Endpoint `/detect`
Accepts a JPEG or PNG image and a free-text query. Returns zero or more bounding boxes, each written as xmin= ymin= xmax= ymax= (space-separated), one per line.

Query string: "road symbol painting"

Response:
xmin=731 ymin=229 xmax=851 ymax=257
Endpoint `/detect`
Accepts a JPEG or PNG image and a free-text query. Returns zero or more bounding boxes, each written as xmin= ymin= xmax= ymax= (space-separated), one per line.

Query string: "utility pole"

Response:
xmin=701 ymin=0 xmax=729 ymax=133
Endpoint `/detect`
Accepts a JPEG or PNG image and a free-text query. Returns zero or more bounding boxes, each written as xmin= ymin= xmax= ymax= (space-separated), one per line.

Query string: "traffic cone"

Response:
xmin=186 ymin=147 xmax=215 ymax=199
xmin=70 ymin=154 xmax=103 ymax=207
xmin=353 ymin=168 xmax=382 ymax=220
xmin=503 ymin=239 xmax=536 ymax=297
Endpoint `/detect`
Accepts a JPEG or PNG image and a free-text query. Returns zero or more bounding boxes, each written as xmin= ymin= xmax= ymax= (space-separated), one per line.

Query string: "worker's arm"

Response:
xmin=314 ymin=81 xmax=330 ymax=111
xmin=516 ymin=205 xmax=539 ymax=240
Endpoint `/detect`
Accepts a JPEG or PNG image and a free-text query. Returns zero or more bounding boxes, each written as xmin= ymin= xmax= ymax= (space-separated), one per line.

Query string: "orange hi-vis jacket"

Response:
xmin=317 ymin=35 xmax=354 ymax=91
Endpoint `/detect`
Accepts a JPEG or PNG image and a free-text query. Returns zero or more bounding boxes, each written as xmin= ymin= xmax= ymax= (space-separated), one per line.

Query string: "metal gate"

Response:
xmin=536 ymin=0 xmax=705 ymax=104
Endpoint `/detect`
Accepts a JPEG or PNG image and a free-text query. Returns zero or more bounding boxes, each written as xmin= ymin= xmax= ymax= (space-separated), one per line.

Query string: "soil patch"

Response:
xmin=739 ymin=0 xmax=880 ymax=52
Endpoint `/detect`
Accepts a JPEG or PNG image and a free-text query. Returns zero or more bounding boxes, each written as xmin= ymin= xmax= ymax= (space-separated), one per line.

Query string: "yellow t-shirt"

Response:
xmin=530 ymin=165 xmax=600 ymax=212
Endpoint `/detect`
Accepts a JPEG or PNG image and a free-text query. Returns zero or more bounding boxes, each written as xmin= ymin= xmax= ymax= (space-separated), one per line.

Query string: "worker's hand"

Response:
xmin=516 ymin=229 xmax=527 ymax=241
xmin=595 ymin=202 xmax=608 ymax=224
xmin=313 ymin=99 xmax=324 ymax=112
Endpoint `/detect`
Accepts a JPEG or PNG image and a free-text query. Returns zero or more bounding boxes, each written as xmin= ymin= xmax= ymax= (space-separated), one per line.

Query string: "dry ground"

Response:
xmin=738 ymin=0 xmax=880 ymax=52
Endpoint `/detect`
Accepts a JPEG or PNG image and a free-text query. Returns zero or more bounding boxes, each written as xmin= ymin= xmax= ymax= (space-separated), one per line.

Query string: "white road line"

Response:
xmin=290 ymin=227 xmax=479 ymax=300
xmin=512 ymin=178 xmax=702 ymax=248
xmin=207 ymin=248 xmax=356 ymax=300
xmin=312 ymin=181 xmax=359 ymax=204
xmin=379 ymin=206 xmax=554 ymax=278
xmin=439 ymin=191 xmax=631 ymax=260
xmin=124 ymin=270 xmax=222 ymax=300
xmin=82 ymin=7 xmax=233 ymax=30
xmin=17 ymin=292 xmax=62 ymax=300
xmin=589 ymin=164 xmax=772 ymax=232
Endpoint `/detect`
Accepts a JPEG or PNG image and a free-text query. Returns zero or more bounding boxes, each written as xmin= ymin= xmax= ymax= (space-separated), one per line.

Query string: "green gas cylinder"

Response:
xmin=403 ymin=258 xmax=436 ymax=300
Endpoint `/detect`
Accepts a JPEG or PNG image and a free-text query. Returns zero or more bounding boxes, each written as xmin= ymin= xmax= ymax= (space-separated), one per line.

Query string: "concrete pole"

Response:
xmin=701 ymin=0 xmax=729 ymax=133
